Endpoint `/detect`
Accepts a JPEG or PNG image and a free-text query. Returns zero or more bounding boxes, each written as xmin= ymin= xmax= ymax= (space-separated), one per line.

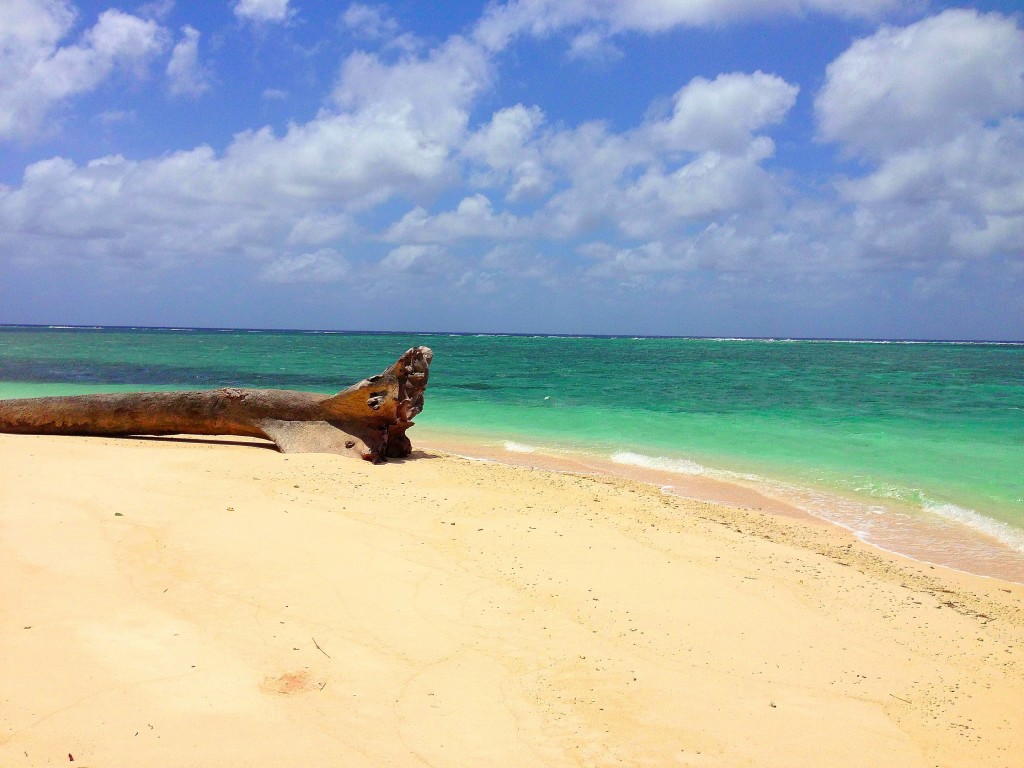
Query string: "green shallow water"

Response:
xmin=2 ymin=327 xmax=1022 ymax=577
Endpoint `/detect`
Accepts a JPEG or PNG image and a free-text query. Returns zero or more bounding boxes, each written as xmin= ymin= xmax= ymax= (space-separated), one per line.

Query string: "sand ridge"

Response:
xmin=1 ymin=433 xmax=1022 ymax=767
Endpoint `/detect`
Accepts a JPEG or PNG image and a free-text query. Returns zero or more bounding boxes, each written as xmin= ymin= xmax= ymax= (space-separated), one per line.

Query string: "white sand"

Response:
xmin=1 ymin=433 xmax=1022 ymax=767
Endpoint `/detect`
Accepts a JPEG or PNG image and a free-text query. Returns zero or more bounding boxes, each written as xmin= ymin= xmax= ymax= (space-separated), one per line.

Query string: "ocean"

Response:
xmin=1 ymin=325 xmax=1022 ymax=582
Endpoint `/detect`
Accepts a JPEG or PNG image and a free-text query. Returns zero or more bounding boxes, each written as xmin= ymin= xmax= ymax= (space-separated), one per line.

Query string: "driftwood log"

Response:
xmin=0 ymin=346 xmax=432 ymax=463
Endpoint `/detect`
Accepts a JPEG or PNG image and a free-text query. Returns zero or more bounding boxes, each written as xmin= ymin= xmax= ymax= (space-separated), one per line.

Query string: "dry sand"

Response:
xmin=1 ymin=432 xmax=1022 ymax=767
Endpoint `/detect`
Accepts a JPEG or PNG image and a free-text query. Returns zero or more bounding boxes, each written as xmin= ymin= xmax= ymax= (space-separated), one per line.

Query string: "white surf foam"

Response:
xmin=504 ymin=441 xmax=538 ymax=453
xmin=924 ymin=500 xmax=1024 ymax=554
xmin=609 ymin=450 xmax=1023 ymax=578
xmin=610 ymin=451 xmax=708 ymax=475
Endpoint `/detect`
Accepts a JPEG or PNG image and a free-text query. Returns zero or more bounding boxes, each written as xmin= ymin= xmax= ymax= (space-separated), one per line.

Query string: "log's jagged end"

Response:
xmin=385 ymin=345 xmax=432 ymax=458
xmin=0 ymin=346 xmax=434 ymax=464
xmin=319 ymin=345 xmax=433 ymax=461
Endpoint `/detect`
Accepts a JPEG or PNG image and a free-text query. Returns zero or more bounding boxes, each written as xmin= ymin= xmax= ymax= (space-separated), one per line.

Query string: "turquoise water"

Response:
xmin=2 ymin=326 xmax=1022 ymax=579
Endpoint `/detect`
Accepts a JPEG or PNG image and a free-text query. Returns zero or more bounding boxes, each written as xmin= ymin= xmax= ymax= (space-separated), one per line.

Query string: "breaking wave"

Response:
xmin=924 ymin=500 xmax=1024 ymax=554
xmin=504 ymin=441 xmax=538 ymax=453
xmin=610 ymin=451 xmax=708 ymax=475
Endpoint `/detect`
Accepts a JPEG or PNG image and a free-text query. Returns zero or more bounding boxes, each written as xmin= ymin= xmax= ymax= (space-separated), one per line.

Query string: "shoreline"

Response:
xmin=2 ymin=432 xmax=1023 ymax=766
xmin=415 ymin=426 xmax=1024 ymax=586
xmin=3 ymin=347 xmax=1022 ymax=589
xmin=1 ymin=374 xmax=1021 ymax=584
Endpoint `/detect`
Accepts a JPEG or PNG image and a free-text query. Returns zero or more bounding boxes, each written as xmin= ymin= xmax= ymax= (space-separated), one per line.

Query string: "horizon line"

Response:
xmin=1 ymin=323 xmax=1021 ymax=345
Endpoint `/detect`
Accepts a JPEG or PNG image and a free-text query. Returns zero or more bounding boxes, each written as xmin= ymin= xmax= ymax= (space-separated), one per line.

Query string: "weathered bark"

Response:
xmin=0 ymin=346 xmax=432 ymax=463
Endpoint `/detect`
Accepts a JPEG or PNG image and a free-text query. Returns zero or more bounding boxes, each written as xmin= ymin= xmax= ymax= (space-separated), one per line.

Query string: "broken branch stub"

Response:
xmin=0 ymin=346 xmax=433 ymax=463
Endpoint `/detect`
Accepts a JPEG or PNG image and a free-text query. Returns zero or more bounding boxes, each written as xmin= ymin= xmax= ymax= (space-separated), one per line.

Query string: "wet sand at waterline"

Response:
xmin=1 ymin=433 xmax=1022 ymax=767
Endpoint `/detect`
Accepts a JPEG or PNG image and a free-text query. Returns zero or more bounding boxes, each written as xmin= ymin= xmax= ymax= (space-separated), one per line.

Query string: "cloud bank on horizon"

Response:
xmin=0 ymin=0 xmax=1021 ymax=339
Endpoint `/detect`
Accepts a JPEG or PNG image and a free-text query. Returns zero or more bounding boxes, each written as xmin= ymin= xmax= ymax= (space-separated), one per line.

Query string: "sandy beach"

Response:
xmin=1 ymin=432 xmax=1022 ymax=767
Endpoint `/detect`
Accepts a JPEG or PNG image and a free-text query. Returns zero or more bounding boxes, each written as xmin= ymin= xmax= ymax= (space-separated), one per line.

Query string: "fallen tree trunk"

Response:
xmin=0 ymin=346 xmax=432 ymax=463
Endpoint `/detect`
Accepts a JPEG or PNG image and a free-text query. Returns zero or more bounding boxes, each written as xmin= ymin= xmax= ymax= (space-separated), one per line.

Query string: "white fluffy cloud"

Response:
xmin=616 ymin=140 xmax=781 ymax=239
xmin=0 ymin=33 xmax=494 ymax=270
xmin=0 ymin=2 xmax=1019 ymax=335
xmin=475 ymin=0 xmax=905 ymax=49
xmin=817 ymin=9 xmax=1024 ymax=265
xmin=0 ymin=110 xmax=449 ymax=265
xmin=333 ymin=36 xmax=491 ymax=148
xmin=461 ymin=104 xmax=552 ymax=200
xmin=379 ymin=244 xmax=450 ymax=274
xmin=233 ymin=0 xmax=290 ymax=23
xmin=651 ymin=72 xmax=798 ymax=153
xmin=567 ymin=10 xmax=1024 ymax=290
xmin=259 ymin=250 xmax=348 ymax=283
xmin=439 ymin=70 xmax=795 ymax=246
xmin=817 ymin=9 xmax=1024 ymax=158
xmin=0 ymin=1 xmax=166 ymax=140
xmin=342 ymin=3 xmax=399 ymax=39
xmin=386 ymin=194 xmax=526 ymax=243
xmin=166 ymin=25 xmax=209 ymax=97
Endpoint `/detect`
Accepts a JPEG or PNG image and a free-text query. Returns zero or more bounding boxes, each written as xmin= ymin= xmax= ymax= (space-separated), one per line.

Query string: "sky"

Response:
xmin=1 ymin=0 xmax=1022 ymax=339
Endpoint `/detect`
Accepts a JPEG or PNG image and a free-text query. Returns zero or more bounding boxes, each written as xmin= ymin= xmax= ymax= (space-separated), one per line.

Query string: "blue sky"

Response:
xmin=1 ymin=0 xmax=1022 ymax=339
